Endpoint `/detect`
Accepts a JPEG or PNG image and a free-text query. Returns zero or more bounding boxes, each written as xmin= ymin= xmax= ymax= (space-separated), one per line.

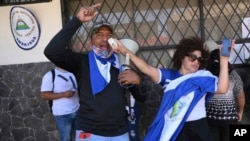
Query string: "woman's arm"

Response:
xmin=114 ymin=40 xmax=160 ymax=83
xmin=215 ymin=40 xmax=235 ymax=94
xmin=237 ymin=91 xmax=245 ymax=122
xmin=215 ymin=56 xmax=229 ymax=93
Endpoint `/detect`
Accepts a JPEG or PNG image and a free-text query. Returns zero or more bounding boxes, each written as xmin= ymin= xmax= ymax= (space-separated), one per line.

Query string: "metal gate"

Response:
xmin=62 ymin=0 xmax=250 ymax=68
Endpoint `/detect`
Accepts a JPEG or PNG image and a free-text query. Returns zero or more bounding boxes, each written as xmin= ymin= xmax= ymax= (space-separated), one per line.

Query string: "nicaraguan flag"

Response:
xmin=144 ymin=70 xmax=217 ymax=141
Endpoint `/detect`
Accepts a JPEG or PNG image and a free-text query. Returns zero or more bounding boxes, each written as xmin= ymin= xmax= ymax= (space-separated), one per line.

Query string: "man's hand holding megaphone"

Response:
xmin=108 ymin=38 xmax=139 ymax=88
xmin=117 ymin=69 xmax=141 ymax=86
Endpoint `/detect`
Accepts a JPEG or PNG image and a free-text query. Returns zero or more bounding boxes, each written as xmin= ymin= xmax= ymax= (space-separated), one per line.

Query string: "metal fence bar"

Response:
xmin=62 ymin=0 xmax=250 ymax=67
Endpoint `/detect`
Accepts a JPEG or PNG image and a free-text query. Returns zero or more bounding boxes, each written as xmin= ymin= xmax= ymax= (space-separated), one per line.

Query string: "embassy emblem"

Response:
xmin=10 ymin=6 xmax=41 ymax=50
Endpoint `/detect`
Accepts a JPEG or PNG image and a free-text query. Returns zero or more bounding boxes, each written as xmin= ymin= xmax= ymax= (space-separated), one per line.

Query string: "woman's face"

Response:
xmin=180 ymin=50 xmax=202 ymax=75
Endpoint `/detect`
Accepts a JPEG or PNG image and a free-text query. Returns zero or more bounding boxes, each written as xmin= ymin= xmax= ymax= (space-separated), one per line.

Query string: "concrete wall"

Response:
xmin=0 ymin=62 xmax=59 ymax=141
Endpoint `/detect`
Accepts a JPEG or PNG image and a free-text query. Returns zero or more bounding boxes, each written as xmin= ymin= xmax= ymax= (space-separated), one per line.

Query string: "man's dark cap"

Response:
xmin=91 ymin=20 xmax=113 ymax=36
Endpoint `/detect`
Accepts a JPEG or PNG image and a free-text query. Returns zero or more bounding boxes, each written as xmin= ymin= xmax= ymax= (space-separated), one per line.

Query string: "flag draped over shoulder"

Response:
xmin=88 ymin=51 xmax=119 ymax=95
xmin=144 ymin=70 xmax=217 ymax=141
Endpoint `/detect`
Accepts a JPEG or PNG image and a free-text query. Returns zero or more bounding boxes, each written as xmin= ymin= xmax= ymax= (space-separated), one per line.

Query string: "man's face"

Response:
xmin=91 ymin=26 xmax=114 ymax=50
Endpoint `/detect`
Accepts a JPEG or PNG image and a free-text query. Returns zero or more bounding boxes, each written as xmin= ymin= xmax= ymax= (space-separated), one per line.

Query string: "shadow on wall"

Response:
xmin=234 ymin=65 xmax=250 ymax=124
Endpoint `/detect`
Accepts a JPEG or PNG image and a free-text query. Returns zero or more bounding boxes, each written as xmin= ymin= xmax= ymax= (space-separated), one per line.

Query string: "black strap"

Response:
xmin=69 ymin=76 xmax=77 ymax=89
xmin=51 ymin=69 xmax=55 ymax=90
xmin=48 ymin=69 xmax=55 ymax=113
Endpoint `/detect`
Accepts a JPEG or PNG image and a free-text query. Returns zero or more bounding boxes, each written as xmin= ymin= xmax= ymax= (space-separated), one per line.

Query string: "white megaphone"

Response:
xmin=114 ymin=38 xmax=139 ymax=88
xmin=118 ymin=38 xmax=139 ymax=71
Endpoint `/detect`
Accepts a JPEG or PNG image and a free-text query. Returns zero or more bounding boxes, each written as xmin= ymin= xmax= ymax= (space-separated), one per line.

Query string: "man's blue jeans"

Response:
xmin=54 ymin=112 xmax=77 ymax=141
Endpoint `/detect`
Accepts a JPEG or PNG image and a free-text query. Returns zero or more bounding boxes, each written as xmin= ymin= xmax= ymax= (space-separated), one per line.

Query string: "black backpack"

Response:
xmin=48 ymin=69 xmax=55 ymax=113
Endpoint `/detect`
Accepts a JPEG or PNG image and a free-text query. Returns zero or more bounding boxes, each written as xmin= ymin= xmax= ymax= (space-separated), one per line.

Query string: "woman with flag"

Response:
xmin=113 ymin=36 xmax=235 ymax=141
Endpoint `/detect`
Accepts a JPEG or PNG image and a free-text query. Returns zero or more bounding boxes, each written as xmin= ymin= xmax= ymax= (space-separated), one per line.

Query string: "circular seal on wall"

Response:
xmin=10 ymin=6 xmax=41 ymax=50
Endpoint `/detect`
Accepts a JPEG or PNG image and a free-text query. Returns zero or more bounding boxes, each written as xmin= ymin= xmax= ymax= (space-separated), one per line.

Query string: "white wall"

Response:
xmin=0 ymin=1 xmax=62 ymax=65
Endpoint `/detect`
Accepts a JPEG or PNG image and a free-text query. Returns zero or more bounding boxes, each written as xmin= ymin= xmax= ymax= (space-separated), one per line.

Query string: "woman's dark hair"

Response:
xmin=206 ymin=49 xmax=232 ymax=76
xmin=172 ymin=36 xmax=209 ymax=69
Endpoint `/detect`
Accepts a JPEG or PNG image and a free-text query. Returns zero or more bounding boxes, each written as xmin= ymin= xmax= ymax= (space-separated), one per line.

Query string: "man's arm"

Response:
xmin=44 ymin=3 xmax=101 ymax=72
xmin=44 ymin=17 xmax=83 ymax=72
xmin=119 ymin=70 xmax=163 ymax=103
xmin=41 ymin=91 xmax=75 ymax=100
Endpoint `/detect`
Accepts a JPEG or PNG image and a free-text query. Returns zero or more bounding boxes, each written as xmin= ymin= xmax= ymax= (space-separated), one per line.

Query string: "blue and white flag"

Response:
xmin=89 ymin=51 xmax=119 ymax=95
xmin=144 ymin=70 xmax=217 ymax=141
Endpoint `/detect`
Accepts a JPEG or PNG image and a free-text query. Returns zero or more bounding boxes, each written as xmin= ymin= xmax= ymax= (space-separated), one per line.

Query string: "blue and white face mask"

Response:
xmin=92 ymin=46 xmax=114 ymax=58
